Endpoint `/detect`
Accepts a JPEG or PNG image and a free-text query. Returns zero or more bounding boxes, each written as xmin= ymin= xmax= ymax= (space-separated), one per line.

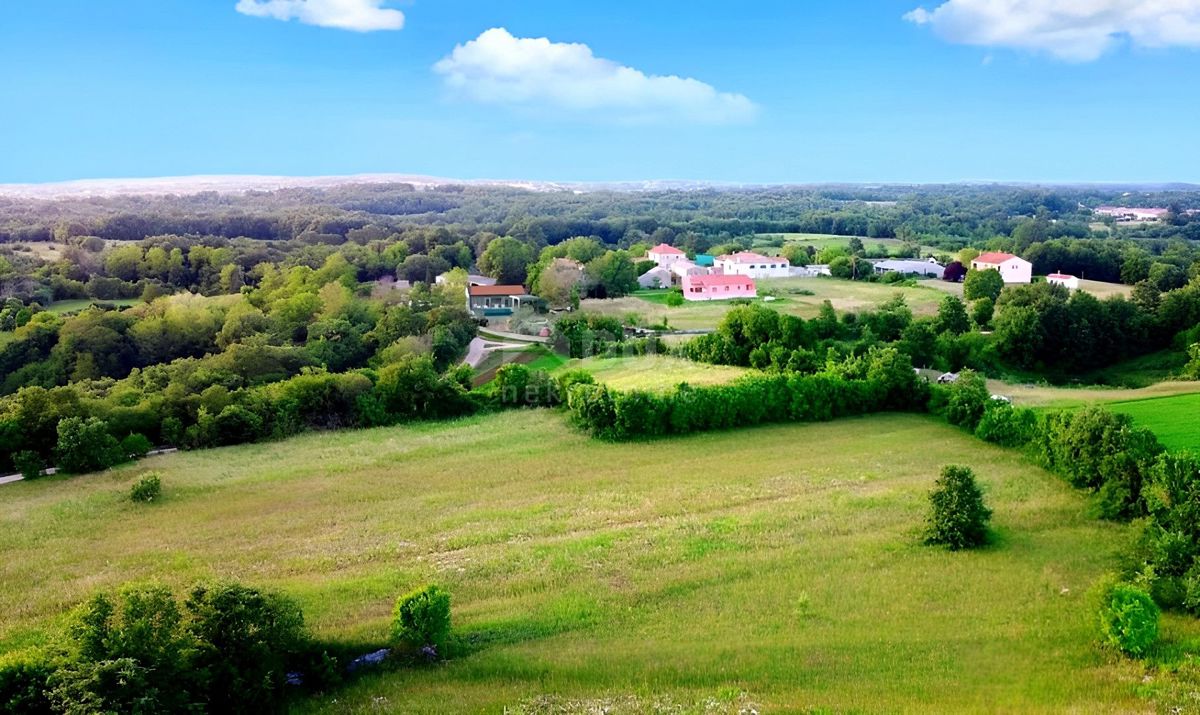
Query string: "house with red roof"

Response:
xmin=714 ymin=251 xmax=791 ymax=278
xmin=682 ymin=273 xmax=757 ymax=301
xmin=466 ymin=284 xmax=530 ymax=316
xmin=647 ymin=243 xmax=687 ymax=267
xmin=970 ymin=252 xmax=1032 ymax=284
xmin=1046 ymin=272 xmax=1080 ymax=290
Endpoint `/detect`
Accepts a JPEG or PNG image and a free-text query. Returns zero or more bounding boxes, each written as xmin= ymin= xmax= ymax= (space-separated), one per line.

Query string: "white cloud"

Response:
xmin=432 ymin=28 xmax=757 ymax=124
xmin=236 ymin=0 xmax=404 ymax=32
xmin=904 ymin=0 xmax=1200 ymax=61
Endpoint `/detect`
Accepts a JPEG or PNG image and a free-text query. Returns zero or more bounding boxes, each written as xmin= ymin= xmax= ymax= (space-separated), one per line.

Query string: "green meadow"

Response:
xmin=1109 ymin=393 xmax=1200 ymax=452
xmin=2 ymin=410 xmax=1189 ymax=712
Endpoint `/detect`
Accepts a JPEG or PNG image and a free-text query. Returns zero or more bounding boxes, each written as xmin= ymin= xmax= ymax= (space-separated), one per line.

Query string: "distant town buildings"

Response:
xmin=970 ymin=252 xmax=1032 ymax=284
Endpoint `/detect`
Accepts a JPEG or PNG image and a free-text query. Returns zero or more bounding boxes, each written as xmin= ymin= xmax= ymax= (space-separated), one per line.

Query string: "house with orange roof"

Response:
xmin=466 ymin=284 xmax=530 ymax=316
xmin=970 ymin=252 xmax=1032 ymax=284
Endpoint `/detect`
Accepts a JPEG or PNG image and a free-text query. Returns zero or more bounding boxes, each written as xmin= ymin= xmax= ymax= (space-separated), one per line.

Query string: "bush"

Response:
xmin=1096 ymin=580 xmax=1160 ymax=657
xmin=120 ymin=432 xmax=153 ymax=459
xmin=184 ymin=583 xmax=310 ymax=714
xmin=974 ymin=402 xmax=1037 ymax=447
xmin=392 ymin=585 xmax=451 ymax=657
xmin=129 ymin=473 xmax=162 ymax=503
xmin=55 ymin=416 xmax=123 ymax=474
xmin=0 ymin=651 xmax=52 ymax=715
xmin=12 ymin=450 xmax=44 ymax=480
xmin=924 ymin=465 xmax=991 ymax=550
xmin=665 ymin=288 xmax=684 ymax=307
xmin=938 ymin=370 xmax=991 ymax=431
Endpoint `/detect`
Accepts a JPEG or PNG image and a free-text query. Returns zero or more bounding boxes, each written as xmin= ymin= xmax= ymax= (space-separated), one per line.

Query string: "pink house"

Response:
xmin=682 ymin=274 xmax=757 ymax=301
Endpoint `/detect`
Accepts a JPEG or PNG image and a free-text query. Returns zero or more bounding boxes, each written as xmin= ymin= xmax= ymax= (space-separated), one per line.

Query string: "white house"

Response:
xmin=970 ymin=252 xmax=1032 ymax=284
xmin=714 ymin=251 xmax=791 ymax=279
xmin=791 ymin=264 xmax=831 ymax=277
xmin=637 ymin=265 xmax=672 ymax=289
xmin=1046 ymin=272 xmax=1080 ymax=290
xmin=669 ymin=260 xmax=710 ymax=285
xmin=873 ymin=259 xmax=945 ymax=278
xmin=647 ymin=243 xmax=687 ymax=267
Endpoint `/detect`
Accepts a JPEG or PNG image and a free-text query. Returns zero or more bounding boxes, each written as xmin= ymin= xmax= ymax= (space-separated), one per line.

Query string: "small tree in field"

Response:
xmin=392 ymin=585 xmax=451 ymax=658
xmin=925 ymin=465 xmax=991 ymax=550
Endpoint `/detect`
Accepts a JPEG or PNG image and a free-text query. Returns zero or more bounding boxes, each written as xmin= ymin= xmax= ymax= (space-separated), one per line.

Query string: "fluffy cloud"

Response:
xmin=433 ymin=28 xmax=757 ymax=124
xmin=905 ymin=0 xmax=1200 ymax=61
xmin=235 ymin=0 xmax=404 ymax=32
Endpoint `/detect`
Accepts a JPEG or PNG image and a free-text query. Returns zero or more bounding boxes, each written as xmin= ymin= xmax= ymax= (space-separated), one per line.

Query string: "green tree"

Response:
xmin=963 ymin=269 xmax=1004 ymax=302
xmin=585 ymin=250 xmax=638 ymax=298
xmin=993 ymin=304 xmax=1044 ymax=368
xmin=935 ymin=295 xmax=970 ymax=335
xmin=924 ymin=465 xmax=991 ymax=550
xmin=971 ymin=297 xmax=995 ymax=329
xmin=478 ymin=237 xmax=534 ymax=285
xmin=55 ymin=417 xmax=122 ymax=474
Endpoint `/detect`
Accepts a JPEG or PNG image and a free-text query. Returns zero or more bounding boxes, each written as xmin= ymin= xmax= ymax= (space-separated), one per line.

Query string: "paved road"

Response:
xmin=0 ymin=448 xmax=179 ymax=486
xmin=462 ymin=337 xmax=537 ymax=369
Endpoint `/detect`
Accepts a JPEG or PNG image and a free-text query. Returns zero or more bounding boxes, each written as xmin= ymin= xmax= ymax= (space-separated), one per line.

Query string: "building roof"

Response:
xmin=973 ymin=252 xmax=1021 ymax=265
xmin=468 ymin=285 xmax=527 ymax=297
xmin=687 ymin=274 xmax=756 ymax=288
xmin=639 ymin=265 xmax=671 ymax=278
xmin=716 ymin=251 xmax=790 ymax=265
xmin=875 ymin=259 xmax=944 ymax=272
xmin=467 ymin=274 xmax=497 ymax=286
xmin=648 ymin=243 xmax=685 ymax=255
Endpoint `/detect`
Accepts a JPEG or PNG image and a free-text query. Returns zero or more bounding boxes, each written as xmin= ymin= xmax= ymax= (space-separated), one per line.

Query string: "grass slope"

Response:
xmin=0 ymin=411 xmax=1162 ymax=712
xmin=1109 ymin=393 xmax=1200 ymax=452
xmin=995 ymin=379 xmax=1200 ymax=408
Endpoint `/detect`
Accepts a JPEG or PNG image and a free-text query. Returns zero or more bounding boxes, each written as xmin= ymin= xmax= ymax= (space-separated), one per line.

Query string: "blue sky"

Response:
xmin=2 ymin=0 xmax=1199 ymax=184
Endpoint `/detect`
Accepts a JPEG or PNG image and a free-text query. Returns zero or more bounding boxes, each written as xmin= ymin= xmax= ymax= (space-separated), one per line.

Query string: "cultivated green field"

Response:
xmin=560 ymin=355 xmax=749 ymax=392
xmin=994 ymin=379 xmax=1200 ymax=408
xmin=581 ymin=279 xmax=947 ymax=330
xmin=1110 ymin=393 xmax=1200 ymax=452
xmin=0 ymin=410 xmax=1185 ymax=712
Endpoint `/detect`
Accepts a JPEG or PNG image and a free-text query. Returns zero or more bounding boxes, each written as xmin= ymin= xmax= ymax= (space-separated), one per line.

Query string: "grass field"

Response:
xmin=1 ymin=410 xmax=1190 ymax=712
xmin=582 ymin=279 xmax=948 ymax=330
xmin=560 ymin=355 xmax=749 ymax=392
xmin=993 ymin=379 xmax=1200 ymax=408
xmin=1109 ymin=393 xmax=1200 ymax=452
xmin=46 ymin=297 xmax=143 ymax=314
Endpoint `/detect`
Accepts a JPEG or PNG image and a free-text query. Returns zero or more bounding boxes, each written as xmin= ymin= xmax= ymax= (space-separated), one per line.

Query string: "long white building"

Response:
xmin=714 ymin=251 xmax=791 ymax=279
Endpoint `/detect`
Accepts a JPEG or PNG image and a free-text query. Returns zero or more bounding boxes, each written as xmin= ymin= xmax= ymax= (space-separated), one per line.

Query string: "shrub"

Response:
xmin=120 ymin=432 xmax=153 ymax=459
xmin=1096 ymin=580 xmax=1160 ymax=657
xmin=184 ymin=583 xmax=310 ymax=714
xmin=974 ymin=402 xmax=1037 ymax=448
xmin=924 ymin=465 xmax=991 ymax=550
xmin=0 ymin=651 xmax=52 ymax=715
xmin=12 ymin=450 xmax=44 ymax=480
xmin=129 ymin=474 xmax=162 ymax=503
xmin=665 ymin=288 xmax=684 ymax=307
xmin=54 ymin=416 xmax=123 ymax=474
xmin=392 ymin=585 xmax=451 ymax=657
xmin=938 ymin=370 xmax=991 ymax=431
xmin=51 ymin=585 xmax=198 ymax=713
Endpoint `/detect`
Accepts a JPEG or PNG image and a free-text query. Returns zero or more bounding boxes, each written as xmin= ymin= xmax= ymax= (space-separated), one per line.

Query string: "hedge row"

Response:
xmin=566 ymin=368 xmax=929 ymax=441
